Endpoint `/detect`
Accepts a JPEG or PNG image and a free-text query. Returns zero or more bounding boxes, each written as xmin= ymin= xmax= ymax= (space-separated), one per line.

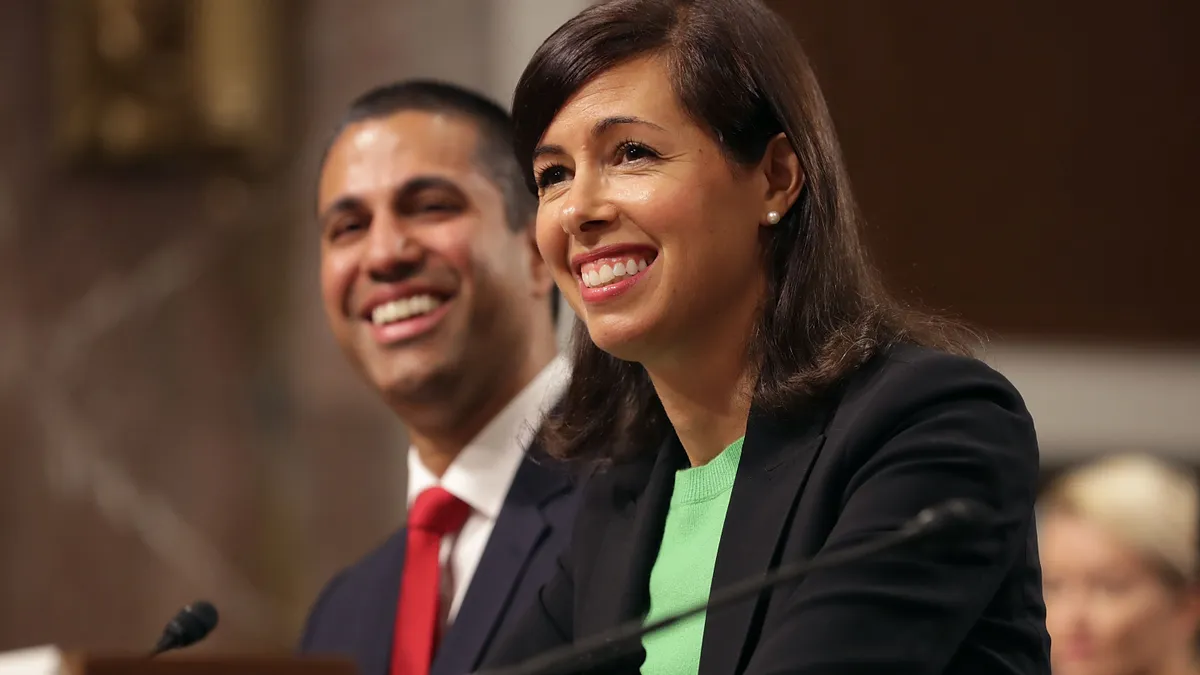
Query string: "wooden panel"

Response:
xmin=769 ymin=0 xmax=1199 ymax=343
xmin=66 ymin=654 xmax=356 ymax=675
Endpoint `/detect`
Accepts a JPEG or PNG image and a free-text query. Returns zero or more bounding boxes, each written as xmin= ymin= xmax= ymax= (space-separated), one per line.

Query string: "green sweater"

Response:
xmin=641 ymin=437 xmax=745 ymax=675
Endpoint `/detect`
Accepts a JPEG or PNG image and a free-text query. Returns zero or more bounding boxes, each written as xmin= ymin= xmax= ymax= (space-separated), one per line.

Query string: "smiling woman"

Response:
xmin=480 ymin=0 xmax=1052 ymax=674
xmin=514 ymin=7 xmax=979 ymax=468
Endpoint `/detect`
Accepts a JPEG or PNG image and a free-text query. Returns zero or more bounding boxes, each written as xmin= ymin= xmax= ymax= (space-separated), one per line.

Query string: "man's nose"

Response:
xmin=363 ymin=214 xmax=422 ymax=280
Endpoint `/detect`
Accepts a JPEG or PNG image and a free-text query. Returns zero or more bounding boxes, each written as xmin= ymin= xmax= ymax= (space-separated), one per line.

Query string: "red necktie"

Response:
xmin=391 ymin=487 xmax=471 ymax=675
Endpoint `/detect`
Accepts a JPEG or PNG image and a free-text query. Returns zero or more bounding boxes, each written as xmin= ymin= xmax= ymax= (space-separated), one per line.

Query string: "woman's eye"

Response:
xmin=617 ymin=141 xmax=658 ymax=163
xmin=536 ymin=165 xmax=568 ymax=189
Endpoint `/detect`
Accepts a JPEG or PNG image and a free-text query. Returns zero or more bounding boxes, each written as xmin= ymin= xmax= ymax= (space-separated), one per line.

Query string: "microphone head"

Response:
xmin=152 ymin=600 xmax=219 ymax=655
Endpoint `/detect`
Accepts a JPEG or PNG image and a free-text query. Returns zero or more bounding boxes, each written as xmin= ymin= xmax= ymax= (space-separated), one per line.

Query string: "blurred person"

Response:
xmin=298 ymin=80 xmax=580 ymax=675
xmin=1040 ymin=454 xmax=1200 ymax=675
xmin=480 ymin=0 xmax=1050 ymax=673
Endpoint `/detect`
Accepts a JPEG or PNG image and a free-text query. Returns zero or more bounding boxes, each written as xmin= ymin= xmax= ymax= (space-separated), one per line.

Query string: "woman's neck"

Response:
xmin=655 ymin=377 xmax=753 ymax=467
xmin=643 ymin=272 xmax=763 ymax=467
xmin=646 ymin=340 xmax=756 ymax=468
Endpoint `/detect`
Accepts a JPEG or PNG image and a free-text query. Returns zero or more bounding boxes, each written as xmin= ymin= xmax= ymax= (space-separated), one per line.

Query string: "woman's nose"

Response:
xmin=559 ymin=170 xmax=618 ymax=237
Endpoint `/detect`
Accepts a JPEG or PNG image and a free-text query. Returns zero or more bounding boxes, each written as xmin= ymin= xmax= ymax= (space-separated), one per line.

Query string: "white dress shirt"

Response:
xmin=406 ymin=354 xmax=571 ymax=630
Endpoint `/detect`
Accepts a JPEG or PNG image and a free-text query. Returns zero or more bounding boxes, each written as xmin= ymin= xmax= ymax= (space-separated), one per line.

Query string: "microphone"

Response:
xmin=476 ymin=498 xmax=992 ymax=675
xmin=149 ymin=600 xmax=219 ymax=657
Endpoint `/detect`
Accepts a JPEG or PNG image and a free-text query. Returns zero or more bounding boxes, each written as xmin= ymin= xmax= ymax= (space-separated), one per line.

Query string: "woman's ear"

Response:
xmin=759 ymin=132 xmax=804 ymax=225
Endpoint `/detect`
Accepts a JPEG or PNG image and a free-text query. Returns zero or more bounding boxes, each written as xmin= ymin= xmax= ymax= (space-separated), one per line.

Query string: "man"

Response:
xmin=299 ymin=80 xmax=579 ymax=675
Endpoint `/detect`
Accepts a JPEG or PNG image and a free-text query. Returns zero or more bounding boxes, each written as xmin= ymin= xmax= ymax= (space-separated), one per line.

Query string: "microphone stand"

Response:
xmin=476 ymin=500 xmax=980 ymax=675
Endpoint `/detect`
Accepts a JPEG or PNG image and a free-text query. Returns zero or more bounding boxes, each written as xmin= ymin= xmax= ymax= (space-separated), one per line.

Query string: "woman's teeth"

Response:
xmin=580 ymin=256 xmax=651 ymax=289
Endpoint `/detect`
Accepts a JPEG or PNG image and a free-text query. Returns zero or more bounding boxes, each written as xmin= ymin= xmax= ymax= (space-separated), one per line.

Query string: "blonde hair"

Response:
xmin=1041 ymin=453 xmax=1200 ymax=585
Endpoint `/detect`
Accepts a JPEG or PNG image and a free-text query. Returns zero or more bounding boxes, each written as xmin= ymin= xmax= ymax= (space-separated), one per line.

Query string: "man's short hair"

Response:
xmin=322 ymin=79 xmax=537 ymax=234
xmin=322 ymin=79 xmax=557 ymax=319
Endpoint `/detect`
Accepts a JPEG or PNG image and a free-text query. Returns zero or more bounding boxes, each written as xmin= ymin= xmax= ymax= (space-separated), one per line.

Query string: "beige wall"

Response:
xmin=983 ymin=342 xmax=1200 ymax=463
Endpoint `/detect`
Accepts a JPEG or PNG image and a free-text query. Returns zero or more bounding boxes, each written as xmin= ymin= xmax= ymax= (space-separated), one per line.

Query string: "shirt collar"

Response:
xmin=407 ymin=354 xmax=571 ymax=519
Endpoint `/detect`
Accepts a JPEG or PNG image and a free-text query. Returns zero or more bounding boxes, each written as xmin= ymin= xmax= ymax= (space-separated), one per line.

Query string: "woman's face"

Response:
xmin=1041 ymin=511 xmax=1199 ymax=675
xmin=531 ymin=55 xmax=795 ymax=366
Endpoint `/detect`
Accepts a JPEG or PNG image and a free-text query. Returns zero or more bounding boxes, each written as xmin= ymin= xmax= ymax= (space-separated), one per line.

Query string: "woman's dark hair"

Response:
xmin=512 ymin=0 xmax=976 ymax=463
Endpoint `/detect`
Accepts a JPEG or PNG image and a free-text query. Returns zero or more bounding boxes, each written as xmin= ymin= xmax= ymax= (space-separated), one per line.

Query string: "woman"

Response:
xmin=1040 ymin=454 xmax=1200 ymax=675
xmin=486 ymin=0 xmax=1050 ymax=673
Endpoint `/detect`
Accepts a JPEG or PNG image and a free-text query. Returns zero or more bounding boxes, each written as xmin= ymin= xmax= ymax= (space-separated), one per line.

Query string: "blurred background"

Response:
xmin=0 ymin=0 xmax=1195 ymax=655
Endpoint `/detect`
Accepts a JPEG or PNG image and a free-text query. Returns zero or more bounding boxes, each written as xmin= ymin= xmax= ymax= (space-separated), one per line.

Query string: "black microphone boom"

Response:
xmin=149 ymin=600 xmax=220 ymax=657
xmin=474 ymin=498 xmax=992 ymax=675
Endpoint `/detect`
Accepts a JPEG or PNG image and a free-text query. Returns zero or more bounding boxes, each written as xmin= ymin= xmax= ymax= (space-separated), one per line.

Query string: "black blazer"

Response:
xmin=482 ymin=345 xmax=1051 ymax=675
xmin=299 ymin=447 xmax=582 ymax=675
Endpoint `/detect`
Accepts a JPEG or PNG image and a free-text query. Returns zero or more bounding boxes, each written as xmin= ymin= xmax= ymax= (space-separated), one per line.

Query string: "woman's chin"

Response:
xmin=585 ymin=319 xmax=657 ymax=364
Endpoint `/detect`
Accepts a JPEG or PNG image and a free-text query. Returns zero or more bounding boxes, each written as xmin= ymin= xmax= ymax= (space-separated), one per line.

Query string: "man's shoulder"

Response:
xmin=298 ymin=527 xmax=406 ymax=651
xmin=339 ymin=527 xmax=408 ymax=585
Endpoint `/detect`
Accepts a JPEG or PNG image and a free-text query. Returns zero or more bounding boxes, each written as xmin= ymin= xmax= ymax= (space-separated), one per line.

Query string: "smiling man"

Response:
xmin=299 ymin=80 xmax=579 ymax=675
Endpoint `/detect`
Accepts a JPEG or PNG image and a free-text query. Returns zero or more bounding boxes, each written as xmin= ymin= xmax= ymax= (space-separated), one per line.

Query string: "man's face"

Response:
xmin=317 ymin=110 xmax=547 ymax=407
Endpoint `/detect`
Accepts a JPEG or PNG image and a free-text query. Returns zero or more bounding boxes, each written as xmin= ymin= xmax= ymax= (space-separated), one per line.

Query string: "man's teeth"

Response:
xmin=371 ymin=294 xmax=443 ymax=325
xmin=581 ymin=257 xmax=650 ymax=289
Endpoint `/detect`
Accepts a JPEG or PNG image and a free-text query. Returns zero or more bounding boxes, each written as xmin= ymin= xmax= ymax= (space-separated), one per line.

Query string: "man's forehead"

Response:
xmin=320 ymin=110 xmax=484 ymax=202
xmin=348 ymin=110 xmax=479 ymax=156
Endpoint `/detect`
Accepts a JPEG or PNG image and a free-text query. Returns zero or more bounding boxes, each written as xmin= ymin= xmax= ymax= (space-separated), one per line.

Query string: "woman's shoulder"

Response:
xmin=796 ymin=343 xmax=1043 ymax=526
xmin=824 ymin=343 xmax=1038 ymax=463
xmin=840 ymin=343 xmax=1028 ymax=415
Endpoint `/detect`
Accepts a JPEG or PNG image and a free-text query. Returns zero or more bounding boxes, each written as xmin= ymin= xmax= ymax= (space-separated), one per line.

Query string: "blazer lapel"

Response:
xmin=580 ymin=435 xmax=685 ymax=673
xmin=431 ymin=453 xmax=573 ymax=675
xmin=699 ymin=405 xmax=830 ymax=675
xmin=361 ymin=532 xmax=406 ymax=675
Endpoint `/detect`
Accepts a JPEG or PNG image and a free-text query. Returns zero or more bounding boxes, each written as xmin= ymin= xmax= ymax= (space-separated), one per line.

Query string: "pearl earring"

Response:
xmin=766 ymin=211 xmax=781 ymax=225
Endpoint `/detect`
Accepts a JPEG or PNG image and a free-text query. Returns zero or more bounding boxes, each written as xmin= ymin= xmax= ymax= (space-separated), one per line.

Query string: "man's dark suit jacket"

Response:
xmin=299 ymin=447 xmax=581 ymax=675
xmin=483 ymin=345 xmax=1052 ymax=675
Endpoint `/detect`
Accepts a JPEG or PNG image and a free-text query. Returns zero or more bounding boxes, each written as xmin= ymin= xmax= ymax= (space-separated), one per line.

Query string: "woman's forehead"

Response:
xmin=543 ymin=57 xmax=681 ymax=135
